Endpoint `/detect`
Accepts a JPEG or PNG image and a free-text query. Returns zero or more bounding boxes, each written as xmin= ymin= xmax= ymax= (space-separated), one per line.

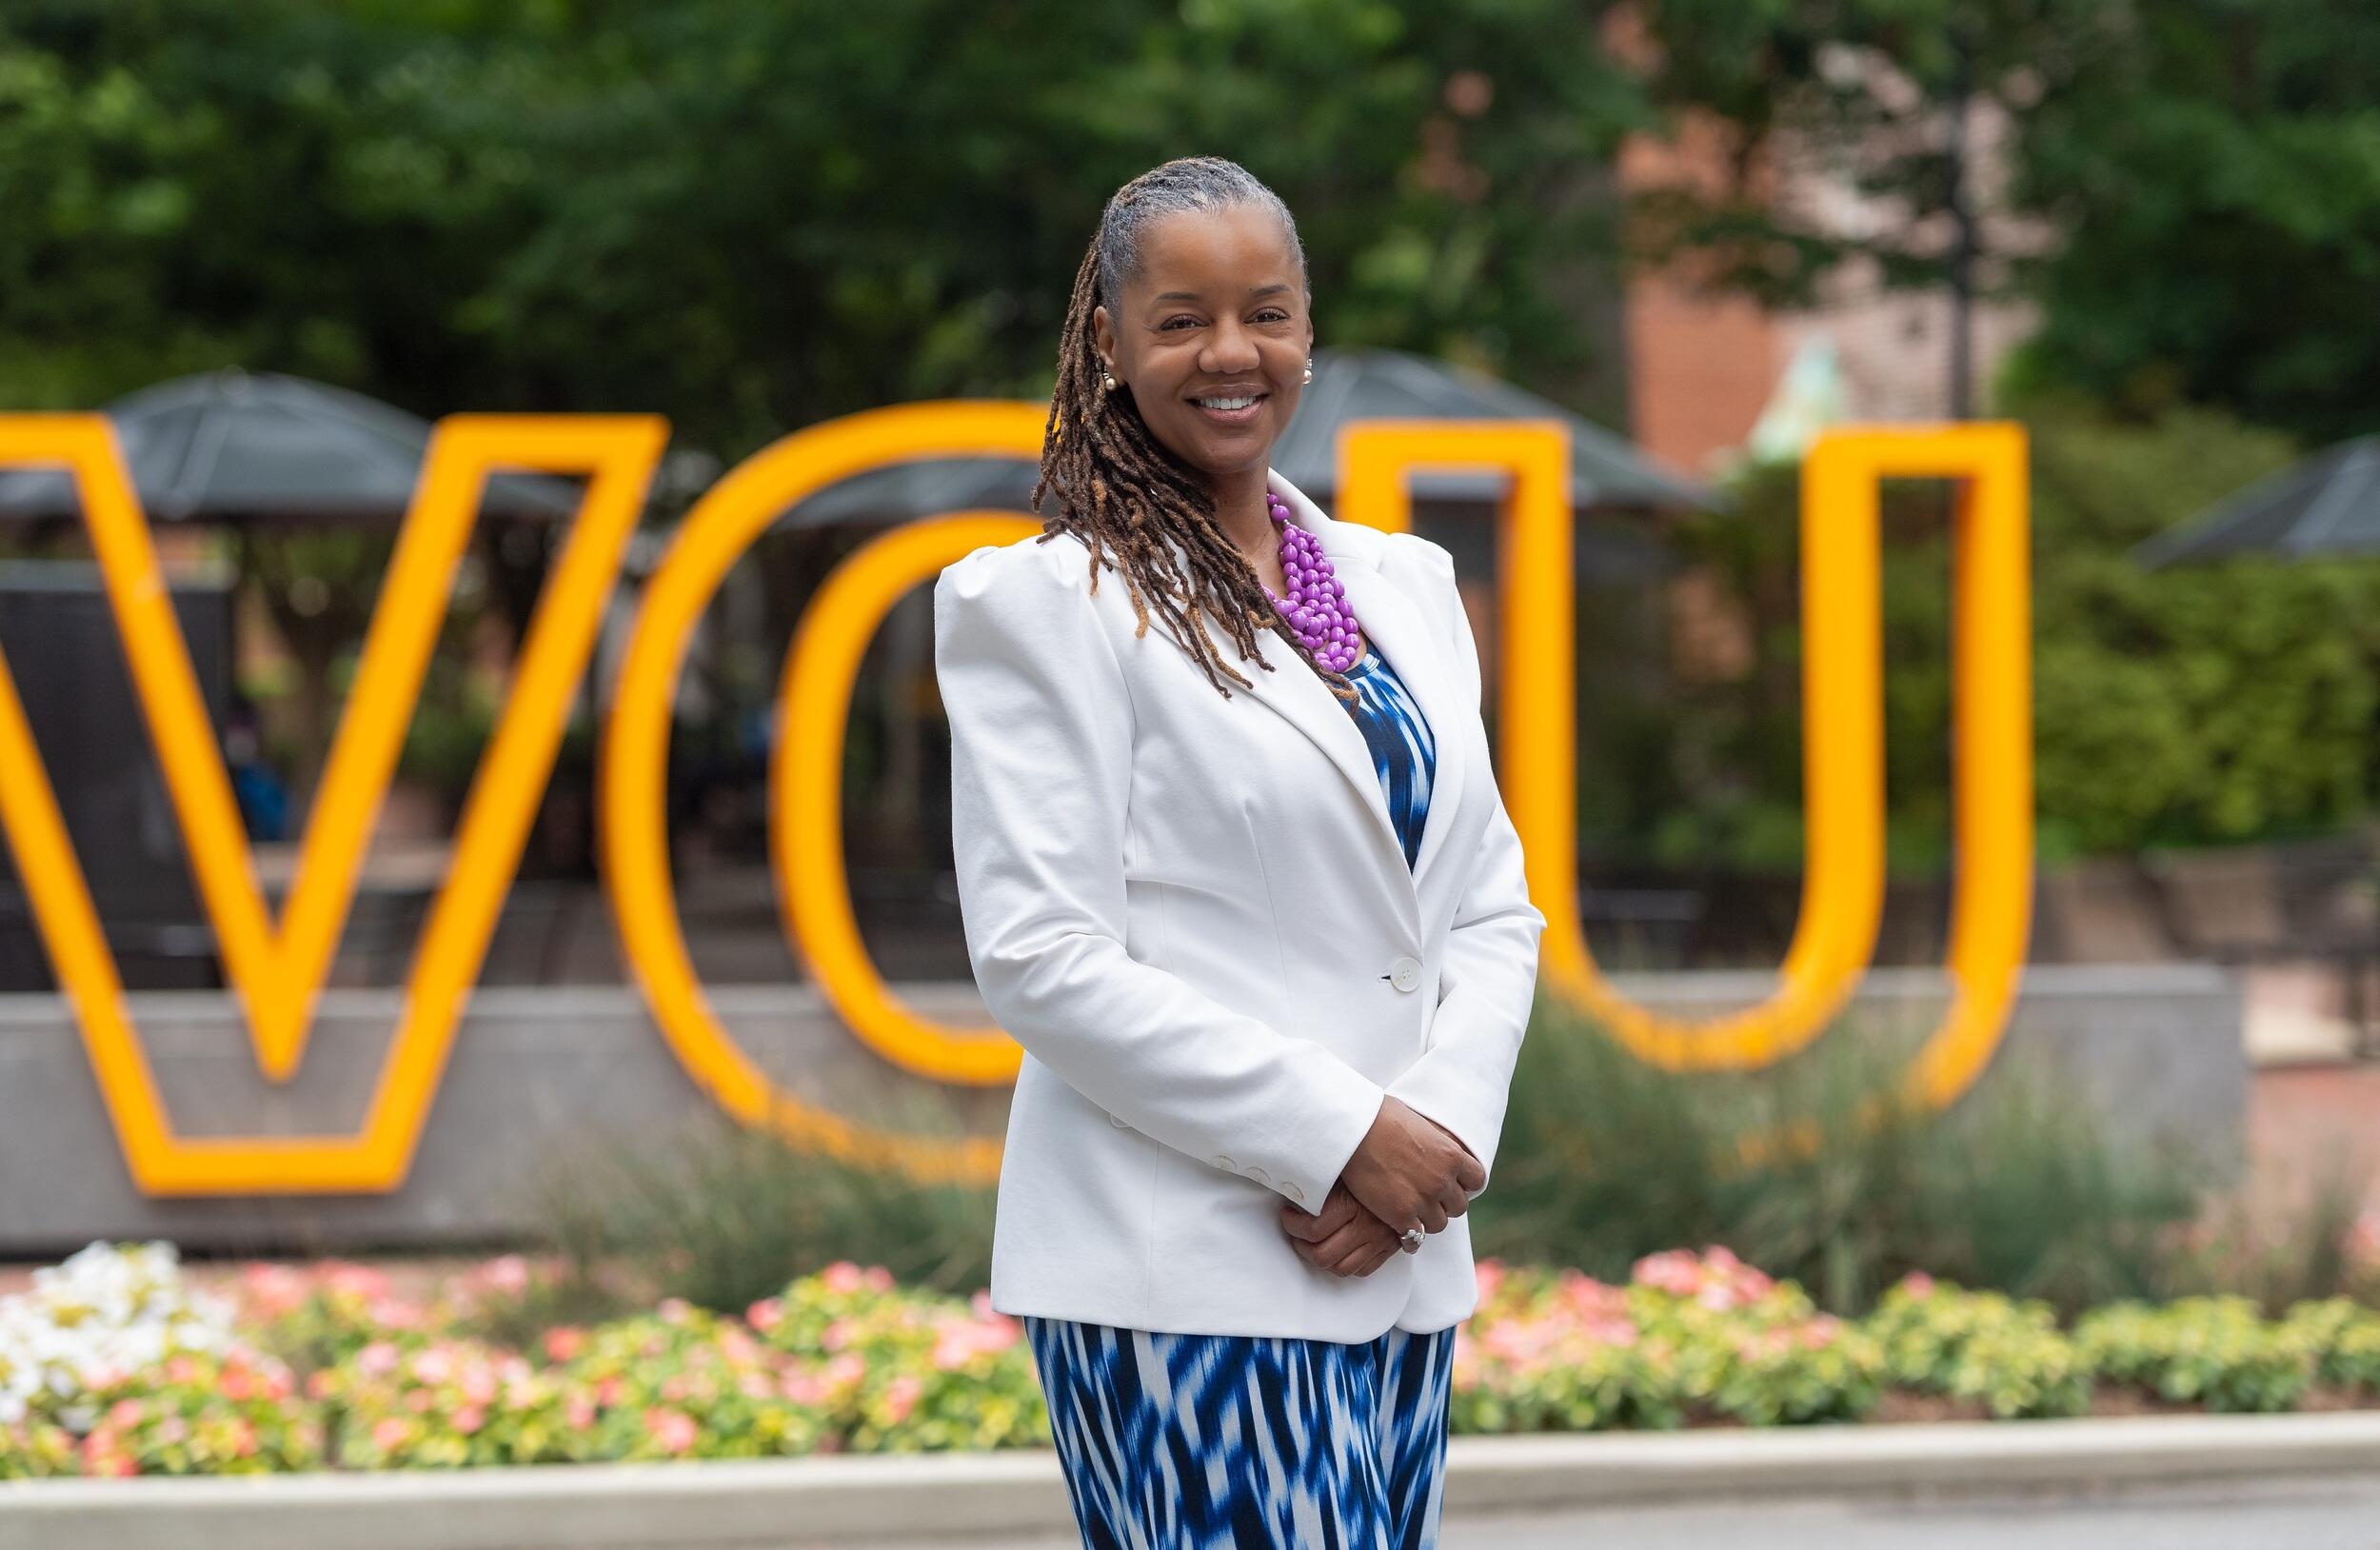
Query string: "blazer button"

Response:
xmin=1244 ymin=1165 xmax=1270 ymax=1186
xmin=1388 ymin=955 xmax=1422 ymax=992
xmin=1109 ymin=1113 xmax=1129 ymax=1128
xmin=1283 ymin=1182 xmax=1306 ymax=1203
xmin=1213 ymin=1155 xmax=1237 ymax=1172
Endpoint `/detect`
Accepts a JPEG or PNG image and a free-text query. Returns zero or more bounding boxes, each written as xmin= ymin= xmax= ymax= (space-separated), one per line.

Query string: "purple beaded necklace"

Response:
xmin=1259 ymin=490 xmax=1363 ymax=674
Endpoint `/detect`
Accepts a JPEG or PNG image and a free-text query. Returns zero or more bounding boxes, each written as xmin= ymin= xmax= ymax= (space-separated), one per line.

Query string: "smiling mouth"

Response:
xmin=1190 ymin=392 xmax=1268 ymax=425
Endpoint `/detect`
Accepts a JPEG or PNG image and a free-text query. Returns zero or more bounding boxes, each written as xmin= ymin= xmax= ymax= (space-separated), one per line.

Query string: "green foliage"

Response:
xmin=1636 ymin=2 xmax=2380 ymax=446
xmin=1648 ymin=397 xmax=2380 ymax=866
xmin=0 ymin=0 xmax=1650 ymax=453
xmin=2006 ymin=2 xmax=2380 ymax=443
xmin=2073 ymin=1296 xmax=2317 ymax=1414
xmin=1475 ymin=996 xmax=2212 ymax=1316
xmin=1867 ymin=1279 xmax=2092 ymax=1418
xmin=525 ymin=1107 xmax=999 ymax=1316
xmin=2283 ymin=1298 xmax=2380 ymax=1394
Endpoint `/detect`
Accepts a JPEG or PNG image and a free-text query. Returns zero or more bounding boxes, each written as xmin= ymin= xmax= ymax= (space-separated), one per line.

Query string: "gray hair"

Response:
xmin=1093 ymin=156 xmax=1310 ymax=312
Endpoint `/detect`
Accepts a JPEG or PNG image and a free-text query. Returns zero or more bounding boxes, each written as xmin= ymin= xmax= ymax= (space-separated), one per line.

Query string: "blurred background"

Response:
xmin=1 ymin=0 xmax=2378 ymax=1518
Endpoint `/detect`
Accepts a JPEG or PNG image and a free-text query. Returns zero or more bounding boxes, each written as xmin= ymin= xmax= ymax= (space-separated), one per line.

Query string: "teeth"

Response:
xmin=1197 ymin=396 xmax=1259 ymax=410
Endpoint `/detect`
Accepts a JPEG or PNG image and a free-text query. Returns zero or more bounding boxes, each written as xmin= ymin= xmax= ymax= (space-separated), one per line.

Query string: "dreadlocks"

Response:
xmin=1030 ymin=156 xmax=1359 ymax=707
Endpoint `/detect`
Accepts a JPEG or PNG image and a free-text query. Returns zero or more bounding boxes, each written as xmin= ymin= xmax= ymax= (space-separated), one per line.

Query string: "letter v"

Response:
xmin=0 ymin=414 xmax=664 ymax=1193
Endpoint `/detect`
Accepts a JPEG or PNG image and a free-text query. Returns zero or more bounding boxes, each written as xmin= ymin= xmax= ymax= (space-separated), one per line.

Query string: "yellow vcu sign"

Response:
xmin=0 ymin=407 xmax=2032 ymax=1197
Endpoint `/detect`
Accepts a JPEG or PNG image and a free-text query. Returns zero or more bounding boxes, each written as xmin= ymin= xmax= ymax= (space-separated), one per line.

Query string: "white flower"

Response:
xmin=0 ymin=1240 xmax=236 ymax=1436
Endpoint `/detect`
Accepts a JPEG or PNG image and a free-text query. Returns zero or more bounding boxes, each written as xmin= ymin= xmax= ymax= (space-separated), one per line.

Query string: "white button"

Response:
xmin=1284 ymin=1182 xmax=1305 ymax=1203
xmin=1244 ymin=1165 xmax=1270 ymax=1186
xmin=1389 ymin=956 xmax=1422 ymax=992
xmin=1213 ymin=1155 xmax=1236 ymax=1172
xmin=1109 ymin=1113 xmax=1129 ymax=1128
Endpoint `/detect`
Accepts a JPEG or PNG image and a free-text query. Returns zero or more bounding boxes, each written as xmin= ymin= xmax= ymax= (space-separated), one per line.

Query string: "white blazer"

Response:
xmin=934 ymin=468 xmax=1547 ymax=1341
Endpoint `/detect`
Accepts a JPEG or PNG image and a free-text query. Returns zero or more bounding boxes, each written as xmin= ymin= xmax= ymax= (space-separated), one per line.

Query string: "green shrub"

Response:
xmin=2074 ymin=1297 xmax=2316 ymax=1414
xmin=525 ymin=1105 xmax=998 ymax=1316
xmin=1474 ymin=998 xmax=2208 ymax=1317
xmin=2282 ymin=1299 xmax=2380 ymax=1395
xmin=1866 ymin=1277 xmax=2091 ymax=1419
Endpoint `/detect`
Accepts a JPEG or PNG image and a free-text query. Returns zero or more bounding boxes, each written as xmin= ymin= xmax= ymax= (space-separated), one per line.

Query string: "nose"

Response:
xmin=1200 ymin=318 xmax=1261 ymax=376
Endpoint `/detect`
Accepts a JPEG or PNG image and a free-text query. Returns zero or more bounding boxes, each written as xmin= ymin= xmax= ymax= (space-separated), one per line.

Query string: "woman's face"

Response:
xmin=1092 ymin=205 xmax=1314 ymax=487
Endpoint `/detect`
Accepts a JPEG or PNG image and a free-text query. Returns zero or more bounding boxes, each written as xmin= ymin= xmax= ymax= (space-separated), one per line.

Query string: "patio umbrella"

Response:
xmin=779 ymin=346 xmax=1716 ymax=527
xmin=2133 ymin=435 xmax=2380 ymax=568
xmin=0 ymin=368 xmax=586 ymax=527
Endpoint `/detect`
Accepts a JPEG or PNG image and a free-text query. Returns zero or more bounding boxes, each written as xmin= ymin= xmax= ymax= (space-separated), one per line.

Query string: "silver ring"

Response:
xmin=1400 ymin=1226 xmax=1426 ymax=1252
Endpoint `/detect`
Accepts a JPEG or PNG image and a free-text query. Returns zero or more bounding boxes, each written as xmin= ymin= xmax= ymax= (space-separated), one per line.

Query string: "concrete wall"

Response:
xmin=0 ymin=965 xmax=2243 ymax=1256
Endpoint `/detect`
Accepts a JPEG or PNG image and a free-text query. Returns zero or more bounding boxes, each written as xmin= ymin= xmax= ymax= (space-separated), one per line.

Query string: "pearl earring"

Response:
xmin=1301 ymin=360 xmax=1314 ymax=384
xmin=1101 ymin=371 xmax=1120 ymax=391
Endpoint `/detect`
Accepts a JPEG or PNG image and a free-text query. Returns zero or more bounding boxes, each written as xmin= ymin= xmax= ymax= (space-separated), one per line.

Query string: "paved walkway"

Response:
xmin=893 ymin=1475 xmax=2380 ymax=1550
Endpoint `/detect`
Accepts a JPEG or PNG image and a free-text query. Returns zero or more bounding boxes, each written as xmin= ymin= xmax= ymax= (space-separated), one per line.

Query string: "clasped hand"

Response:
xmin=1278 ymin=1097 xmax=1483 ymax=1278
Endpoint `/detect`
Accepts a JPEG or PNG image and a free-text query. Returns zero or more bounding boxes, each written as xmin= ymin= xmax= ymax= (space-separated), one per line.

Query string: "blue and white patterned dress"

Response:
xmin=1023 ymin=635 xmax=1451 ymax=1550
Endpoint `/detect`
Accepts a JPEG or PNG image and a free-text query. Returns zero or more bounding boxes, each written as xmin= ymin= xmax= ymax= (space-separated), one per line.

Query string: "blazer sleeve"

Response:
xmin=1382 ymin=542 xmax=1549 ymax=1200
xmin=935 ymin=538 xmax=1388 ymax=1212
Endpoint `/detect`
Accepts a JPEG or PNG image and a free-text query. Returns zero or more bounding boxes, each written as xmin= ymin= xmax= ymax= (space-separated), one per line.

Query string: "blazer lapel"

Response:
xmin=1270 ymin=472 xmax=1471 ymax=899
xmin=1208 ymin=561 xmax=1411 ymax=891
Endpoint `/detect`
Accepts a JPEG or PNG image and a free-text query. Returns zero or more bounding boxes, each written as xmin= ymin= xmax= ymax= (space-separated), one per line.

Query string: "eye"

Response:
xmin=1160 ymin=315 xmax=1202 ymax=330
xmin=1254 ymin=308 xmax=1291 ymax=323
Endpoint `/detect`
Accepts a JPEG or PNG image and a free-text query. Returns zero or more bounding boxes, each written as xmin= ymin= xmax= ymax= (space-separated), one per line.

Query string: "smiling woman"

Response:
xmin=1030 ymin=159 xmax=1365 ymax=709
xmin=941 ymin=156 xmax=1545 ymax=1550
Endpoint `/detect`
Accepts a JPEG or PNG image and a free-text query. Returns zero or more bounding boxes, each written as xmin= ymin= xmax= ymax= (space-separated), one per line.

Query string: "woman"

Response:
xmin=935 ymin=156 xmax=1546 ymax=1549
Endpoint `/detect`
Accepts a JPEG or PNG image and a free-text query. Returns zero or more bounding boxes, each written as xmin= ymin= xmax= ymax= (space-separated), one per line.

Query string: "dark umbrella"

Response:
xmin=779 ymin=346 xmax=1716 ymax=528
xmin=2133 ymin=435 xmax=2380 ymax=568
xmin=0 ymin=368 xmax=586 ymax=527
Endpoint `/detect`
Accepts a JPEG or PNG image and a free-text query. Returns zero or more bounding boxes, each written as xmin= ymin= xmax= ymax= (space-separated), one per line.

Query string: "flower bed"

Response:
xmin=2 ymin=1242 xmax=2375 ymax=1478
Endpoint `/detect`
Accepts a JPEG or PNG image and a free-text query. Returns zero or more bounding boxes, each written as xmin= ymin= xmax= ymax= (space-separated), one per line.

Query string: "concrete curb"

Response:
xmin=5 ymin=1411 xmax=2377 ymax=1549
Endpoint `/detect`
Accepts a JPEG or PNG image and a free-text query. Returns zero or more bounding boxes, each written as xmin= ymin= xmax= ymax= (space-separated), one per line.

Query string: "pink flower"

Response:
xmin=863 ymin=1266 xmax=895 ymax=1292
xmin=1632 ymin=1249 xmax=1701 ymax=1296
xmin=158 ymin=1417 xmax=188 ymax=1445
xmin=823 ymin=1262 xmax=865 ymax=1294
xmin=452 ymin=1404 xmax=486 ymax=1435
xmin=821 ymin=1318 xmax=854 ymax=1352
xmin=229 ymin=1419 xmax=258 ymax=1459
xmin=109 ymin=1399 xmax=145 ymax=1428
xmin=461 ymin=1366 xmax=498 ymax=1406
xmin=480 ymin=1256 xmax=530 ymax=1294
xmin=566 ymin=1396 xmax=596 ymax=1430
xmin=241 ymin=1263 xmax=309 ymax=1317
xmin=359 ymin=1341 xmax=402 ymax=1378
xmin=1475 ymin=1260 xmax=1507 ymax=1301
xmin=544 ymin=1327 xmax=585 ymax=1363
xmin=658 ymin=1297 xmax=693 ymax=1326
xmin=1900 ymin=1272 xmax=1937 ymax=1299
xmin=882 ymin=1375 xmax=923 ymax=1424
xmin=408 ymin=1348 xmax=454 ymax=1385
xmin=645 ymin=1407 xmax=699 ymax=1456
xmin=372 ymin=1418 xmax=411 ymax=1452
xmin=746 ymin=1299 xmax=784 ymax=1334
xmin=326 ymin=1262 xmax=390 ymax=1300
xmin=373 ymin=1300 xmax=426 ymax=1331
